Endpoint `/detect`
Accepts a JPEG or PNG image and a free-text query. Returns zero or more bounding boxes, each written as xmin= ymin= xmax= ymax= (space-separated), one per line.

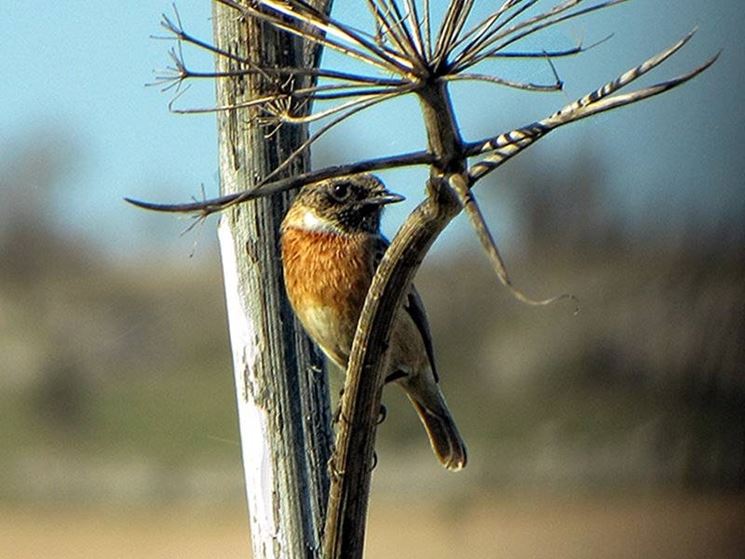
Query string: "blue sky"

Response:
xmin=1 ymin=1 xmax=743 ymax=261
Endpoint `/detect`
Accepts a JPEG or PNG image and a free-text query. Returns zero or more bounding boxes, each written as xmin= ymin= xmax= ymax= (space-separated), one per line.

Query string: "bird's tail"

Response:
xmin=406 ymin=385 xmax=467 ymax=471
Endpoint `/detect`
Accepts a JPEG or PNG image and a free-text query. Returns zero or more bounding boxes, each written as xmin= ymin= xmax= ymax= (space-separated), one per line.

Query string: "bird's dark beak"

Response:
xmin=360 ymin=191 xmax=405 ymax=206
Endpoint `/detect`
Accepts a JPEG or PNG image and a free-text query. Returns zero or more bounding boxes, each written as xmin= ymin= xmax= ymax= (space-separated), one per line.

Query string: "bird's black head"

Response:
xmin=285 ymin=174 xmax=404 ymax=235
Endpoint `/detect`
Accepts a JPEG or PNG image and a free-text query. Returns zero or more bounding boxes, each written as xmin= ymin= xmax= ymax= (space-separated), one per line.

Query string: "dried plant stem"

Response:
xmin=324 ymin=82 xmax=465 ymax=559
xmin=323 ymin=179 xmax=462 ymax=559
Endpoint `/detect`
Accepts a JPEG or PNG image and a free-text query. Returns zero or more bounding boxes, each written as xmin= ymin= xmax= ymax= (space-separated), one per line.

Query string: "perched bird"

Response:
xmin=280 ymin=174 xmax=467 ymax=471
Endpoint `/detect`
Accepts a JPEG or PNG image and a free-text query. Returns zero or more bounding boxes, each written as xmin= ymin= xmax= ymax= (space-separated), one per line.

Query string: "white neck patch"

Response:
xmin=299 ymin=209 xmax=340 ymax=234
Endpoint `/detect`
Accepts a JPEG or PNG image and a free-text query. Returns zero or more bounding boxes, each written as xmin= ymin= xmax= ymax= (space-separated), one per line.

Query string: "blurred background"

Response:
xmin=1 ymin=1 xmax=743 ymax=558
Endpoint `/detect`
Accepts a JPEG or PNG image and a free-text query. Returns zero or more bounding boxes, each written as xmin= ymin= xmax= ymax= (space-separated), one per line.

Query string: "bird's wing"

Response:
xmin=373 ymin=236 xmax=439 ymax=383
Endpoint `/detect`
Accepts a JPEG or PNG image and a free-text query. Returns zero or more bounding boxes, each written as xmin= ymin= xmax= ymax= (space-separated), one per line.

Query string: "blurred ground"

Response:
xmin=1 ymin=494 xmax=743 ymax=559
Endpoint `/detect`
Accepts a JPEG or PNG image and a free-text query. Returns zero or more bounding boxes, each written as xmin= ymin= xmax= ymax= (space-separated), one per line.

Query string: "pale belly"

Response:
xmin=295 ymin=304 xmax=354 ymax=368
xmin=295 ymin=299 xmax=431 ymax=379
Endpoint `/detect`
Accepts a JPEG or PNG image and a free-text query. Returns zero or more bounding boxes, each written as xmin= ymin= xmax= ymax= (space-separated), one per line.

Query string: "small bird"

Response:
xmin=280 ymin=174 xmax=467 ymax=471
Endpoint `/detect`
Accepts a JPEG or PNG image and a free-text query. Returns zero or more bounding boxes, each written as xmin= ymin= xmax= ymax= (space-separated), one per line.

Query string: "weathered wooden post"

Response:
xmin=212 ymin=2 xmax=333 ymax=557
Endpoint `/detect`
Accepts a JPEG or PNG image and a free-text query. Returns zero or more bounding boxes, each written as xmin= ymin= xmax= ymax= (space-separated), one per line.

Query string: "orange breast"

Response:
xmin=281 ymin=227 xmax=374 ymax=361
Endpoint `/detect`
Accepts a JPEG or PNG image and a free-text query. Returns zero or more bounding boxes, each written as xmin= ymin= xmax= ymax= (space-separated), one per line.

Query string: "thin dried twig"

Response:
xmin=422 ymin=0 xmax=433 ymax=58
xmin=365 ymin=0 xmax=424 ymax=67
xmin=487 ymin=34 xmax=614 ymax=59
xmin=259 ymin=87 xmax=415 ymax=185
xmin=443 ymin=72 xmax=563 ymax=92
xmin=217 ymin=0 xmax=416 ymax=73
xmin=454 ymin=0 xmax=630 ymax=72
xmin=270 ymin=88 xmax=410 ymax=123
xmin=433 ymin=0 xmax=475 ymax=68
xmin=125 ymin=149 xmax=435 ymax=215
xmin=404 ymin=0 xmax=426 ymax=59
xmin=160 ymin=10 xmax=270 ymax=76
xmin=475 ymin=0 xmax=628 ymax=62
xmin=452 ymin=0 xmax=536 ymax=63
xmin=168 ymin=82 xmax=405 ymax=116
xmin=448 ymin=174 xmax=579 ymax=311
xmin=156 ymin=56 xmax=407 ymax=88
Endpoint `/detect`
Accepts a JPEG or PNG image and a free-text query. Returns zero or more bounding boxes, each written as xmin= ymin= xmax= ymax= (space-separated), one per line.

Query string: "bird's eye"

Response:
xmin=330 ymin=182 xmax=351 ymax=201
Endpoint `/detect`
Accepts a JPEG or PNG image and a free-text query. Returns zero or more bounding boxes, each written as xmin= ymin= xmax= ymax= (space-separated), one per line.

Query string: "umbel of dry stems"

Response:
xmin=135 ymin=1 xmax=715 ymax=216
xmin=132 ymin=0 xmax=716 ymax=309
